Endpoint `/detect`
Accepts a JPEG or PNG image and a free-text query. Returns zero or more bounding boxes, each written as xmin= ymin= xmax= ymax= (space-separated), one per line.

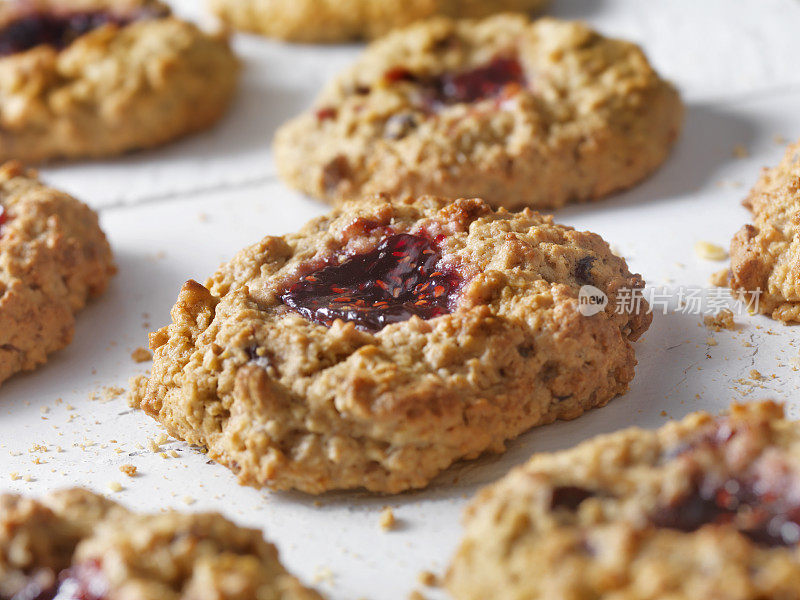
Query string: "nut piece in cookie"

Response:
xmin=275 ymin=15 xmax=683 ymax=210
xmin=0 ymin=488 xmax=322 ymax=599
xmin=730 ymin=138 xmax=800 ymax=323
xmin=447 ymin=401 xmax=800 ymax=600
xmin=209 ymin=0 xmax=548 ymax=43
xmin=131 ymin=195 xmax=652 ymax=494
xmin=0 ymin=0 xmax=240 ymax=162
xmin=0 ymin=161 xmax=115 ymax=387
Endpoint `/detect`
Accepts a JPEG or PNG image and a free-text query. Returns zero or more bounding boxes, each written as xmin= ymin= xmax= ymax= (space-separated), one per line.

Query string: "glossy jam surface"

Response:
xmin=385 ymin=56 xmax=526 ymax=109
xmin=281 ymin=233 xmax=460 ymax=332
xmin=0 ymin=7 xmax=162 ymax=56
xmin=0 ymin=205 xmax=7 ymax=239
xmin=652 ymin=476 xmax=800 ymax=548
xmin=314 ymin=56 xmax=526 ymax=126
xmin=652 ymin=415 xmax=800 ymax=548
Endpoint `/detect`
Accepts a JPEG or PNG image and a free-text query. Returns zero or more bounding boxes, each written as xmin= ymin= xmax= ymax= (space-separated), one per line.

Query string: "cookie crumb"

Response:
xmin=312 ymin=567 xmax=335 ymax=585
xmin=750 ymin=369 xmax=763 ymax=381
xmin=379 ymin=507 xmax=396 ymax=531
xmin=732 ymin=143 xmax=749 ymax=158
xmin=183 ymin=496 xmax=196 ymax=505
xmin=107 ymin=481 xmax=123 ymax=493
xmin=119 ymin=464 xmax=137 ymax=477
xmin=10 ymin=472 xmax=20 ymax=481
xmin=704 ymin=309 xmax=735 ymax=332
xmin=694 ymin=241 xmax=728 ymax=261
xmin=706 ymin=337 xmax=718 ymax=346
xmin=408 ymin=592 xmax=426 ymax=600
xmin=418 ymin=571 xmax=439 ymax=587
xmin=131 ymin=347 xmax=152 ymax=363
xmin=709 ymin=269 xmax=729 ymax=287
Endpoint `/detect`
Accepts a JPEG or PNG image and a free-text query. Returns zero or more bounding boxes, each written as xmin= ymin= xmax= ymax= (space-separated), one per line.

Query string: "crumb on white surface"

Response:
xmin=131 ymin=347 xmax=152 ymax=363
xmin=709 ymin=269 xmax=729 ymax=287
xmin=312 ymin=566 xmax=335 ymax=585
xmin=694 ymin=241 xmax=728 ymax=261
xmin=418 ymin=571 xmax=439 ymax=587
xmin=704 ymin=309 xmax=735 ymax=332
xmin=119 ymin=464 xmax=137 ymax=477
xmin=379 ymin=507 xmax=396 ymax=531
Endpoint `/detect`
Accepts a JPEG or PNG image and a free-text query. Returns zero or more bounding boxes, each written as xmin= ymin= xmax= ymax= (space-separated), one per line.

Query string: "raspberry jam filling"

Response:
xmin=0 ymin=8 xmax=163 ymax=56
xmin=652 ymin=416 xmax=800 ymax=548
xmin=385 ymin=56 xmax=526 ymax=108
xmin=0 ymin=205 xmax=7 ymax=238
xmin=651 ymin=476 xmax=800 ymax=547
xmin=280 ymin=233 xmax=461 ymax=332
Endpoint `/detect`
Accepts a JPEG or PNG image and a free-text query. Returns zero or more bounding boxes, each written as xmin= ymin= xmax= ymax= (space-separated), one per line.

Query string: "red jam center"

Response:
xmin=652 ymin=417 xmax=800 ymax=548
xmin=0 ymin=205 xmax=7 ymax=238
xmin=280 ymin=233 xmax=460 ymax=332
xmin=651 ymin=476 xmax=800 ymax=547
xmin=385 ymin=56 xmax=526 ymax=108
xmin=0 ymin=8 xmax=163 ymax=56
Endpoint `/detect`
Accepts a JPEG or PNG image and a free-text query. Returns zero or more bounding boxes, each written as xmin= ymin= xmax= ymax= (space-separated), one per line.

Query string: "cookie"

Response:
xmin=274 ymin=15 xmax=683 ymax=211
xmin=131 ymin=195 xmax=651 ymax=494
xmin=209 ymin=0 xmax=548 ymax=43
xmin=0 ymin=0 xmax=240 ymax=163
xmin=447 ymin=401 xmax=800 ymax=600
xmin=0 ymin=488 xmax=322 ymax=599
xmin=0 ymin=162 xmax=114 ymax=387
xmin=730 ymin=139 xmax=800 ymax=323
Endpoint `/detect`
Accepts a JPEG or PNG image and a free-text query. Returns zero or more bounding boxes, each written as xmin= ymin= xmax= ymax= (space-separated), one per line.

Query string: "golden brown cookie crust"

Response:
xmin=447 ymin=401 xmax=800 ymax=600
xmin=730 ymin=139 xmax=800 ymax=323
xmin=0 ymin=488 xmax=322 ymax=600
xmin=209 ymin=0 xmax=549 ymax=43
xmin=274 ymin=15 xmax=683 ymax=211
xmin=131 ymin=195 xmax=651 ymax=494
xmin=0 ymin=161 xmax=115 ymax=386
xmin=0 ymin=0 xmax=240 ymax=163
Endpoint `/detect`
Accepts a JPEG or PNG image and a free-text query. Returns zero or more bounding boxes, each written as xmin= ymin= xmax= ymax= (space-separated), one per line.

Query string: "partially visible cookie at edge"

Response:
xmin=447 ymin=401 xmax=800 ymax=600
xmin=209 ymin=0 xmax=549 ymax=43
xmin=731 ymin=138 xmax=800 ymax=323
xmin=131 ymin=194 xmax=651 ymax=494
xmin=0 ymin=0 xmax=240 ymax=162
xmin=0 ymin=161 xmax=115 ymax=386
xmin=0 ymin=488 xmax=322 ymax=599
xmin=274 ymin=14 xmax=683 ymax=210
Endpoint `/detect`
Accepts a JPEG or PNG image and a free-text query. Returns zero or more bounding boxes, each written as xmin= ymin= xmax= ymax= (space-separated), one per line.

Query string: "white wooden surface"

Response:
xmin=3 ymin=2 xmax=800 ymax=598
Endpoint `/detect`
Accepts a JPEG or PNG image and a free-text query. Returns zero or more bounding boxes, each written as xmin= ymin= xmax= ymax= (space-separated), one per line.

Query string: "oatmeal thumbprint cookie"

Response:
xmin=209 ymin=0 xmax=548 ymax=43
xmin=0 ymin=488 xmax=322 ymax=599
xmin=0 ymin=162 xmax=114 ymax=387
xmin=448 ymin=401 xmax=800 ymax=600
xmin=132 ymin=195 xmax=651 ymax=494
xmin=0 ymin=0 xmax=240 ymax=162
xmin=731 ymin=138 xmax=800 ymax=323
xmin=275 ymin=15 xmax=682 ymax=210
